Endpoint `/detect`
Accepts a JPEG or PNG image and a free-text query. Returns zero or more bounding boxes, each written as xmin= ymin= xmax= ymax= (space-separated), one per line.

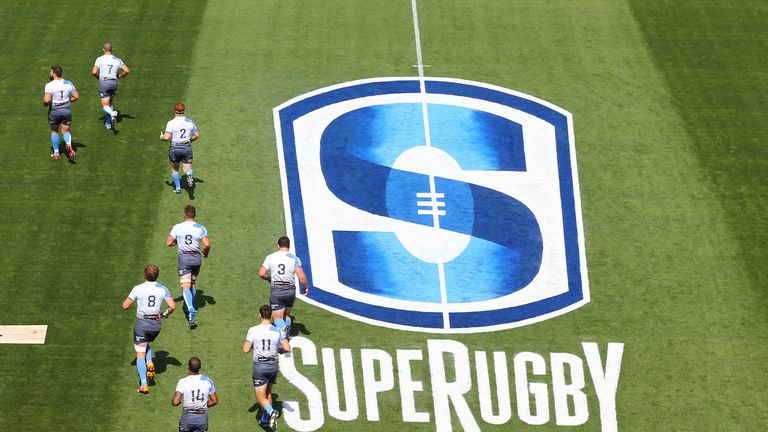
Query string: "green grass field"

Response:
xmin=1 ymin=0 xmax=766 ymax=430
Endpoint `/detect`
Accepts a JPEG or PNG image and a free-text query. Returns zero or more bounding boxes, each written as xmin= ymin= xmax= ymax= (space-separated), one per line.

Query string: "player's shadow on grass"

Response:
xmin=173 ymin=289 xmax=216 ymax=311
xmin=129 ymin=351 xmax=182 ymax=385
xmin=289 ymin=316 xmax=311 ymax=338
xmin=152 ymin=350 xmax=182 ymax=375
xmin=164 ymin=177 xmax=204 ymax=200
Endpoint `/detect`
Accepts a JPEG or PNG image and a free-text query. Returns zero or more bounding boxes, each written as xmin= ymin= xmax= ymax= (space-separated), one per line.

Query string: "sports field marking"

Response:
xmin=411 ymin=0 xmax=450 ymax=329
xmin=0 ymin=325 xmax=47 ymax=344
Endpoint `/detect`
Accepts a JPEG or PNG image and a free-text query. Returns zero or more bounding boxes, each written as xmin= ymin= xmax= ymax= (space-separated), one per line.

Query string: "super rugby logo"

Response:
xmin=274 ymin=78 xmax=588 ymax=333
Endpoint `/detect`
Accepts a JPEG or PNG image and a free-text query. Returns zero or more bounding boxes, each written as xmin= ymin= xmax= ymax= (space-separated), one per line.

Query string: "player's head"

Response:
xmin=188 ymin=356 xmax=201 ymax=374
xmin=259 ymin=304 xmax=272 ymax=319
xmin=277 ymin=236 xmax=291 ymax=248
xmin=184 ymin=205 xmax=196 ymax=219
xmin=102 ymin=42 xmax=112 ymax=53
xmin=144 ymin=264 xmax=160 ymax=282
xmin=174 ymin=102 xmax=185 ymax=114
xmin=50 ymin=65 xmax=63 ymax=78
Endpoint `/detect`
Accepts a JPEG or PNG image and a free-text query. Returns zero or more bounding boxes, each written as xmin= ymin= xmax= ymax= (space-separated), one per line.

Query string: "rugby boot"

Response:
xmin=138 ymin=384 xmax=150 ymax=394
xmin=66 ymin=145 xmax=76 ymax=161
xmin=146 ymin=361 xmax=155 ymax=380
xmin=188 ymin=309 xmax=197 ymax=328
xmin=268 ymin=410 xmax=280 ymax=430
xmin=112 ymin=110 xmax=119 ymax=125
xmin=187 ymin=174 xmax=195 ymax=188
xmin=51 ymin=153 xmax=60 ymax=160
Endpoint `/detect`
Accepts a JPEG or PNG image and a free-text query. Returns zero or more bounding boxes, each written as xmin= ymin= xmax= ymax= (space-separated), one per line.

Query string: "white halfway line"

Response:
xmin=0 ymin=325 xmax=48 ymax=344
xmin=411 ymin=0 xmax=450 ymax=329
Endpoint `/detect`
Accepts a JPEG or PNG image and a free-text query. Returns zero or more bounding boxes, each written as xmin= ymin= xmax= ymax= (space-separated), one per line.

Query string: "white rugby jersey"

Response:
xmin=170 ymin=220 xmax=208 ymax=255
xmin=128 ymin=281 xmax=171 ymax=318
xmin=44 ymin=79 xmax=77 ymax=106
xmin=262 ymin=251 xmax=302 ymax=285
xmin=245 ymin=323 xmax=284 ymax=363
xmin=94 ymin=54 xmax=124 ymax=79
xmin=164 ymin=116 xmax=199 ymax=146
xmin=175 ymin=374 xmax=216 ymax=411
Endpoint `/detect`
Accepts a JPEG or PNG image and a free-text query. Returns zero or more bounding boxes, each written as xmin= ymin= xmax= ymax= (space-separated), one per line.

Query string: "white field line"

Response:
xmin=411 ymin=0 xmax=450 ymax=329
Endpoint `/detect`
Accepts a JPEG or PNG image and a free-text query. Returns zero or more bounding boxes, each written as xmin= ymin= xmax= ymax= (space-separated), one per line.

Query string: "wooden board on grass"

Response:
xmin=0 ymin=325 xmax=47 ymax=344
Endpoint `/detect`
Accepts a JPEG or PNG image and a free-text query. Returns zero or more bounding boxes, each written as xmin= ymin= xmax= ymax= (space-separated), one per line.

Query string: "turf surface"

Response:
xmin=0 ymin=0 xmax=766 ymax=430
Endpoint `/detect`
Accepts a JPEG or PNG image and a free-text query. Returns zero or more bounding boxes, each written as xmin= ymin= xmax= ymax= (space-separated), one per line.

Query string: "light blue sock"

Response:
xmin=274 ymin=318 xmax=286 ymax=329
xmin=191 ymin=287 xmax=196 ymax=298
xmin=105 ymin=113 xmax=111 ymax=124
xmin=62 ymin=132 xmax=71 ymax=146
xmin=102 ymin=105 xmax=115 ymax=116
xmin=185 ymin=169 xmax=193 ymax=177
xmin=146 ymin=345 xmax=153 ymax=364
xmin=264 ymin=404 xmax=274 ymax=415
xmin=172 ymin=171 xmax=181 ymax=190
xmin=50 ymin=133 xmax=60 ymax=153
xmin=285 ymin=316 xmax=292 ymax=328
xmin=137 ymin=358 xmax=148 ymax=385
xmin=182 ymin=289 xmax=195 ymax=311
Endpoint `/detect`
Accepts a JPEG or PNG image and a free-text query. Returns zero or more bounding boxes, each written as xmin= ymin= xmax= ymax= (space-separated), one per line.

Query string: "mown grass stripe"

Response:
xmin=0 ymin=0 xmax=208 ymax=429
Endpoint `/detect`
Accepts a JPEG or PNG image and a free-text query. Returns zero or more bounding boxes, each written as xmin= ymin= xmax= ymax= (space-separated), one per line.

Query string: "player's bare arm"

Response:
xmin=207 ymin=393 xmax=219 ymax=407
xmin=121 ymin=298 xmax=134 ymax=310
xmin=172 ymin=391 xmax=183 ymax=406
xmin=166 ymin=234 xmax=177 ymax=246
xmin=202 ymin=237 xmax=211 ymax=258
xmin=280 ymin=339 xmax=291 ymax=353
xmin=258 ymin=266 xmax=270 ymax=281
xmin=91 ymin=65 xmax=100 ymax=79
xmin=160 ymin=131 xmax=172 ymax=141
xmin=69 ymin=90 xmax=79 ymax=103
xmin=296 ymin=267 xmax=309 ymax=296
xmin=242 ymin=340 xmax=253 ymax=353
xmin=190 ymin=130 xmax=200 ymax=142
xmin=117 ymin=64 xmax=130 ymax=79
xmin=161 ymin=296 xmax=176 ymax=318
xmin=43 ymin=92 xmax=52 ymax=106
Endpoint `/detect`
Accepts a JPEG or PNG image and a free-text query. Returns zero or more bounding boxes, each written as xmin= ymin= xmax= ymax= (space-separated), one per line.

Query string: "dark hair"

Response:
xmin=144 ymin=264 xmax=160 ymax=282
xmin=184 ymin=205 xmax=196 ymax=218
xmin=277 ymin=236 xmax=290 ymax=248
xmin=259 ymin=304 xmax=272 ymax=319
xmin=188 ymin=356 xmax=201 ymax=373
xmin=51 ymin=65 xmax=63 ymax=78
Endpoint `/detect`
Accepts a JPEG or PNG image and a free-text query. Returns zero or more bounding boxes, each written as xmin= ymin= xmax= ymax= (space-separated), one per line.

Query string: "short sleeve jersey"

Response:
xmin=164 ymin=116 xmax=199 ymax=146
xmin=94 ymin=54 xmax=124 ymax=79
xmin=245 ymin=323 xmax=284 ymax=364
xmin=44 ymin=79 xmax=77 ymax=106
xmin=175 ymin=375 xmax=216 ymax=411
xmin=262 ymin=251 xmax=302 ymax=284
xmin=128 ymin=281 xmax=171 ymax=318
xmin=170 ymin=220 xmax=208 ymax=255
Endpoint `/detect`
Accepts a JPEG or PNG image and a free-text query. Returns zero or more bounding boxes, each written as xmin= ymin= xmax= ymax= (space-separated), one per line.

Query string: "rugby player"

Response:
xmin=43 ymin=65 xmax=79 ymax=160
xmin=160 ymin=103 xmax=200 ymax=193
xmin=122 ymin=264 xmax=175 ymax=394
xmin=259 ymin=236 xmax=308 ymax=339
xmin=243 ymin=305 xmax=291 ymax=430
xmin=167 ymin=205 xmax=211 ymax=328
xmin=91 ymin=42 xmax=129 ymax=129
xmin=172 ymin=357 xmax=219 ymax=432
